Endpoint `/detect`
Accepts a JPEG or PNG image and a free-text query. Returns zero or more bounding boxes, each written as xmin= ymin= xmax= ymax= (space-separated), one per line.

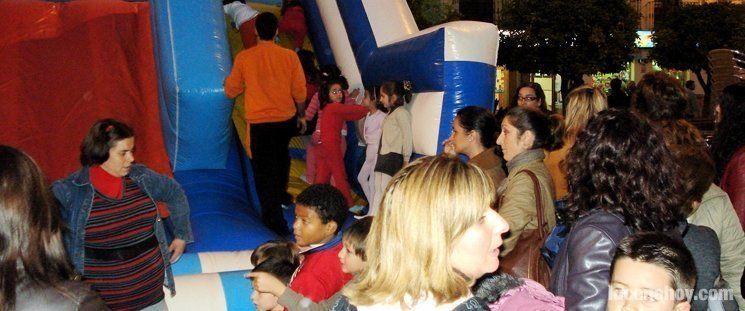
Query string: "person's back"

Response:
xmin=680 ymin=222 xmax=740 ymax=310
xmin=225 ymin=40 xmax=306 ymax=124
xmin=607 ymin=79 xmax=629 ymax=109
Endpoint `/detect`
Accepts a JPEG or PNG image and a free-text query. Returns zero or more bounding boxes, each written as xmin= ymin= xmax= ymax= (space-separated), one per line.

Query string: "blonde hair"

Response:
xmin=344 ymin=156 xmax=494 ymax=307
xmin=564 ymin=86 xmax=607 ymax=140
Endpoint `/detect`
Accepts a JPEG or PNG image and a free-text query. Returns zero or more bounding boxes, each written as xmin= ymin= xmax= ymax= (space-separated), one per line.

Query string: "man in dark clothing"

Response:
xmin=607 ymin=78 xmax=630 ymax=109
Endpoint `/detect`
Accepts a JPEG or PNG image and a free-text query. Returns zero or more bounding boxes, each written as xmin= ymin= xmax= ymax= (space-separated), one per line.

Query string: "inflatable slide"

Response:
xmin=0 ymin=0 xmax=498 ymax=310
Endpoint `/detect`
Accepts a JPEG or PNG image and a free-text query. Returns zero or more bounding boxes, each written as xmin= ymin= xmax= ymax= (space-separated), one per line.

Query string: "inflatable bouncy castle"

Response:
xmin=0 ymin=0 xmax=498 ymax=309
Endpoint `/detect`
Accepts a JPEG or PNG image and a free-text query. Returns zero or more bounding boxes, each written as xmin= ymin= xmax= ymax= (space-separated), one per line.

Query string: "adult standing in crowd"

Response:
xmin=550 ymin=109 xmax=683 ymax=311
xmin=684 ymin=80 xmax=700 ymax=118
xmin=711 ymin=82 xmax=745 ymax=230
xmin=224 ymin=12 xmax=307 ymax=236
xmin=333 ymin=156 xmax=510 ymax=310
xmin=442 ymin=106 xmax=506 ymax=193
xmin=1 ymin=145 xmax=108 ymax=310
xmin=544 ymin=85 xmax=607 ymax=201
xmin=606 ymin=78 xmax=629 ymax=110
xmin=496 ymin=82 xmax=550 ymax=122
xmin=52 ymin=119 xmax=193 ymax=310
xmin=495 ymin=107 xmax=559 ymax=257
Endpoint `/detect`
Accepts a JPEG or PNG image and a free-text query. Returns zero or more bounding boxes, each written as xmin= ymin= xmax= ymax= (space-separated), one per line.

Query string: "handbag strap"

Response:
xmin=518 ymin=170 xmax=548 ymax=239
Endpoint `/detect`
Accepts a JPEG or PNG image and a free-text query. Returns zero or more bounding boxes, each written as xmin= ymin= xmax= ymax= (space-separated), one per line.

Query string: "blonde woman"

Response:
xmin=331 ymin=156 xmax=509 ymax=310
xmin=544 ymin=86 xmax=607 ymax=200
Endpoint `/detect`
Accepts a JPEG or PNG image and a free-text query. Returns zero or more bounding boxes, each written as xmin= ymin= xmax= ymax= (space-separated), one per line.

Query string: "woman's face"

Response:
xmin=101 ymin=137 xmax=135 ymax=177
xmin=451 ymin=209 xmax=509 ymax=280
xmin=517 ymin=87 xmax=542 ymax=110
xmin=496 ymin=119 xmax=531 ymax=162
xmin=448 ymin=117 xmax=475 ymax=153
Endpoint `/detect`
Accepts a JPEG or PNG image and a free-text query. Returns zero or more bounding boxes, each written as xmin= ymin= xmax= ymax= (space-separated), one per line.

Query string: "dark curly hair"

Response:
xmin=565 ymin=109 xmax=683 ymax=231
xmin=631 ymin=72 xmax=688 ymax=122
xmin=295 ymin=184 xmax=348 ymax=234
xmin=710 ymin=82 xmax=745 ymax=180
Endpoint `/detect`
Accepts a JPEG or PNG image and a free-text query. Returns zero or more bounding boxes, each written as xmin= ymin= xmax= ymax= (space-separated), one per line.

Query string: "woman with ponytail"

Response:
xmin=495 ymin=107 xmax=561 ymax=257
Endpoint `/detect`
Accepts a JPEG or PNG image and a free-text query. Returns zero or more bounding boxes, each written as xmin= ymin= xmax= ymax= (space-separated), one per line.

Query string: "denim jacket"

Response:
xmin=52 ymin=164 xmax=194 ymax=295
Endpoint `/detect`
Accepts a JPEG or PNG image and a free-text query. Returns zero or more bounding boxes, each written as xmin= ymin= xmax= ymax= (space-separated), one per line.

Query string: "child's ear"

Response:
xmin=324 ymin=221 xmax=338 ymax=236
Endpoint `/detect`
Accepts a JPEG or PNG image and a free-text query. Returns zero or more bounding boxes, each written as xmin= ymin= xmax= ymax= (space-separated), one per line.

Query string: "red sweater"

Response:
xmin=319 ymin=102 xmax=368 ymax=146
xmin=288 ymin=242 xmax=352 ymax=303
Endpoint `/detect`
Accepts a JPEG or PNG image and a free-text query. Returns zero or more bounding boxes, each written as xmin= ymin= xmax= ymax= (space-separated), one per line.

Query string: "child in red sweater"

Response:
xmin=313 ymin=78 xmax=368 ymax=207
xmin=288 ymin=185 xmax=353 ymax=303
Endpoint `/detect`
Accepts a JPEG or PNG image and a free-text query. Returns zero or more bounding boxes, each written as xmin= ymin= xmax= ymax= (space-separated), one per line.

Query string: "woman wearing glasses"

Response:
xmin=496 ymin=82 xmax=550 ymax=126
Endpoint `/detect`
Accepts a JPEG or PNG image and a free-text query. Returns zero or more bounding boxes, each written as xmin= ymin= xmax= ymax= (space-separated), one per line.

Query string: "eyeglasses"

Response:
xmin=518 ymin=96 xmax=538 ymax=102
xmin=330 ymin=90 xmax=343 ymax=94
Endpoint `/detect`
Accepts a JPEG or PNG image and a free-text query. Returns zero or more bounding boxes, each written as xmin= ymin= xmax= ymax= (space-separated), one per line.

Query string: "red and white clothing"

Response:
xmin=289 ymin=240 xmax=353 ymax=304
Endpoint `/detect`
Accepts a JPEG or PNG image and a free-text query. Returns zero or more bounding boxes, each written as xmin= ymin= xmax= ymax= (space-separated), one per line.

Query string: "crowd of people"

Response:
xmin=2 ymin=3 xmax=745 ymax=311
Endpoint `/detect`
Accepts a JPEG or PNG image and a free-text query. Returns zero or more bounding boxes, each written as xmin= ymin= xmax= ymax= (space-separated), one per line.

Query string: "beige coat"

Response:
xmin=689 ymin=184 xmax=745 ymax=309
xmin=469 ymin=147 xmax=507 ymax=194
xmin=497 ymin=149 xmax=557 ymax=256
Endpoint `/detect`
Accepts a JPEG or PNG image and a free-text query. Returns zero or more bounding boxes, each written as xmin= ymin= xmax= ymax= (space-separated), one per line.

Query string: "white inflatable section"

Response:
xmin=314 ymin=0 xmax=498 ymax=155
xmin=165 ymin=273 xmax=228 ymax=310
xmin=316 ymin=0 xmax=363 ymax=101
xmin=361 ymin=0 xmax=418 ymax=46
xmin=392 ymin=21 xmax=499 ymax=64
xmin=197 ymin=250 xmax=254 ymax=273
xmin=408 ymin=92 xmax=444 ymax=154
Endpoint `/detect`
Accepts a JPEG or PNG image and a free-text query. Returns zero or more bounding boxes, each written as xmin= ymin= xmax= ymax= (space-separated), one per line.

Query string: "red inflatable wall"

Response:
xmin=0 ymin=0 xmax=171 ymax=182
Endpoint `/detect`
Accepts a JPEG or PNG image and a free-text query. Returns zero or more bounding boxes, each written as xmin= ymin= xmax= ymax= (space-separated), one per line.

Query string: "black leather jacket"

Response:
xmin=14 ymin=278 xmax=109 ymax=311
xmin=549 ymin=210 xmax=632 ymax=311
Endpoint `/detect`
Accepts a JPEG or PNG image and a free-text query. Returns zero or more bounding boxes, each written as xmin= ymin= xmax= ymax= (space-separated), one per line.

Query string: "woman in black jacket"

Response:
xmin=549 ymin=110 xmax=683 ymax=311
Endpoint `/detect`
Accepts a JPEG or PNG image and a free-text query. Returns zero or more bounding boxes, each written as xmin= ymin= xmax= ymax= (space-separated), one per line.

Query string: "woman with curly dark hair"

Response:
xmin=710 ymin=82 xmax=745 ymax=229
xmin=549 ymin=109 xmax=684 ymax=311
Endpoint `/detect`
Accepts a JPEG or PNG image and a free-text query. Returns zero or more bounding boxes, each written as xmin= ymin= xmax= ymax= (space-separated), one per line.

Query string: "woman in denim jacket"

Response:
xmin=52 ymin=119 xmax=193 ymax=311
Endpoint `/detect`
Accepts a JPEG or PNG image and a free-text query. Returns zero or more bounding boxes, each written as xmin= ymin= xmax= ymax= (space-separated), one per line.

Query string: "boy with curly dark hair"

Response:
xmin=288 ymin=184 xmax=352 ymax=303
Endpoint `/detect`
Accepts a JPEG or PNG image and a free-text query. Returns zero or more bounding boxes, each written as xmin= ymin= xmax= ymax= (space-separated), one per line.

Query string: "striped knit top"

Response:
xmin=84 ymin=177 xmax=165 ymax=310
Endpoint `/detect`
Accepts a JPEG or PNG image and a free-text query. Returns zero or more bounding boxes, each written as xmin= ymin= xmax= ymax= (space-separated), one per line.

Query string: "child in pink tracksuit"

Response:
xmin=357 ymin=87 xmax=386 ymax=206
xmin=313 ymin=78 xmax=368 ymax=207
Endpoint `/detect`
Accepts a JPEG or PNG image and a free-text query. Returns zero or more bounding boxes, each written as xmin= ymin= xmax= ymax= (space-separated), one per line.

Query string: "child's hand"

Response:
xmin=349 ymin=88 xmax=361 ymax=101
xmin=246 ymin=271 xmax=287 ymax=296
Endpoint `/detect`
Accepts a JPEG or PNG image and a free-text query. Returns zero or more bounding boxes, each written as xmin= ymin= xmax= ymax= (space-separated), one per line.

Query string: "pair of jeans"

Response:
xmin=250 ymin=117 xmax=297 ymax=235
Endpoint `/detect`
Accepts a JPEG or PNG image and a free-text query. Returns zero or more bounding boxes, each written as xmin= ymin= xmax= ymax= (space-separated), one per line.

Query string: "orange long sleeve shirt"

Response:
xmin=224 ymin=41 xmax=306 ymax=124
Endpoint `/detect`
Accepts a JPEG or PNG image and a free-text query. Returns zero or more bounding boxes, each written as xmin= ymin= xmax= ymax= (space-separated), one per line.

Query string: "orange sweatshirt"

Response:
xmin=224 ymin=41 xmax=306 ymax=124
